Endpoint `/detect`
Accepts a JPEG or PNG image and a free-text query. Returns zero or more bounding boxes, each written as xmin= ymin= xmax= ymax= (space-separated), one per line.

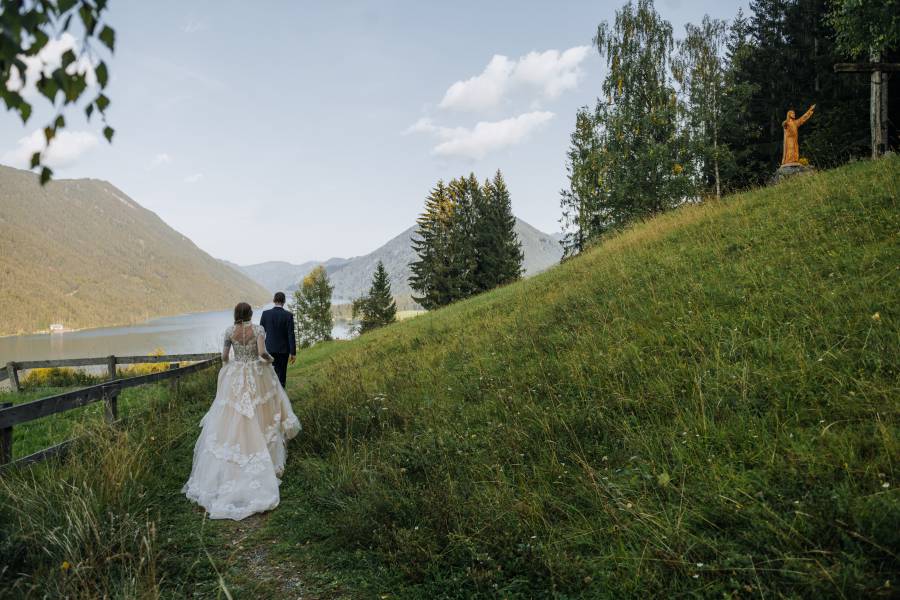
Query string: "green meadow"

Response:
xmin=0 ymin=157 xmax=897 ymax=598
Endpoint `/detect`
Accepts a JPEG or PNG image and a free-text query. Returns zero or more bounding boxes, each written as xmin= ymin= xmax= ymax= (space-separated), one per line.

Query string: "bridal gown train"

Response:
xmin=183 ymin=322 xmax=301 ymax=520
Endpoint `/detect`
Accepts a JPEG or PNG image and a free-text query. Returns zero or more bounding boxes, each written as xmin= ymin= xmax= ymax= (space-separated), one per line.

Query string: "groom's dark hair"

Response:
xmin=273 ymin=292 xmax=286 ymax=304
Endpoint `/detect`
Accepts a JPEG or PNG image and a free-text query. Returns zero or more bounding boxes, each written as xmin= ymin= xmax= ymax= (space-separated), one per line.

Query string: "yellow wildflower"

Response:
xmin=872 ymin=312 xmax=881 ymax=322
xmin=61 ymin=561 xmax=71 ymax=571
xmin=673 ymin=163 xmax=683 ymax=175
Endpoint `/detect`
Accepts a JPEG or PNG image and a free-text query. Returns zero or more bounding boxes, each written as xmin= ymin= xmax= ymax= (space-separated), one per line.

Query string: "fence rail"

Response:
xmin=0 ymin=354 xmax=220 ymax=469
xmin=1 ymin=353 xmax=219 ymax=390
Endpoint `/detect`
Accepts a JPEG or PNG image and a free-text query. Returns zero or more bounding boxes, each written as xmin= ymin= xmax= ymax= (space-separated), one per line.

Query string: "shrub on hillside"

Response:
xmin=21 ymin=367 xmax=103 ymax=390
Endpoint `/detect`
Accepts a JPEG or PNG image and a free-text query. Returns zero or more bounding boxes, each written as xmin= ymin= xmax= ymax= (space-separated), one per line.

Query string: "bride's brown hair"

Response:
xmin=233 ymin=302 xmax=252 ymax=324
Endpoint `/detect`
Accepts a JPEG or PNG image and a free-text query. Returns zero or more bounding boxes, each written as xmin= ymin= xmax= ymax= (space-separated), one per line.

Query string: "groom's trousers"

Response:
xmin=271 ymin=353 xmax=289 ymax=388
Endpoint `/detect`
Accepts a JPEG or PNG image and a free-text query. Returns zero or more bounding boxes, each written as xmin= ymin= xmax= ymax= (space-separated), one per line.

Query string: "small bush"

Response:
xmin=20 ymin=367 xmax=103 ymax=390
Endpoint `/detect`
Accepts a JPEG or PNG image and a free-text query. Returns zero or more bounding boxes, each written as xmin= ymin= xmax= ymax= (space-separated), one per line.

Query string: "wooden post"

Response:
xmin=834 ymin=59 xmax=899 ymax=158
xmin=103 ymin=384 xmax=119 ymax=424
xmin=5 ymin=362 xmax=19 ymax=393
xmin=107 ymin=355 xmax=117 ymax=380
xmin=168 ymin=363 xmax=179 ymax=397
xmin=0 ymin=402 xmax=12 ymax=464
xmin=871 ymin=52 xmax=888 ymax=158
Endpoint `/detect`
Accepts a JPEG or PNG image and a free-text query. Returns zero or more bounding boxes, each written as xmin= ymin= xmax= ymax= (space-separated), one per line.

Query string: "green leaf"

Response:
xmin=30 ymin=30 xmax=49 ymax=55
xmin=40 ymin=167 xmax=53 ymax=185
xmin=656 ymin=472 xmax=671 ymax=487
xmin=103 ymin=126 xmax=115 ymax=143
xmin=95 ymin=93 xmax=110 ymax=113
xmin=96 ymin=62 xmax=109 ymax=88
xmin=61 ymin=49 xmax=76 ymax=69
xmin=59 ymin=0 xmax=78 ymax=13
xmin=37 ymin=76 xmax=59 ymax=102
xmin=30 ymin=152 xmax=41 ymax=169
xmin=79 ymin=5 xmax=97 ymax=34
xmin=18 ymin=102 xmax=32 ymax=123
xmin=54 ymin=115 xmax=66 ymax=130
xmin=85 ymin=103 xmax=94 ymax=120
xmin=44 ymin=126 xmax=56 ymax=143
xmin=98 ymin=26 xmax=116 ymax=52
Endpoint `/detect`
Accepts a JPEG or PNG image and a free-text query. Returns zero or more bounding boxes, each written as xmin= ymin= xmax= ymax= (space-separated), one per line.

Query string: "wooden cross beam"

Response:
xmin=834 ymin=56 xmax=899 ymax=158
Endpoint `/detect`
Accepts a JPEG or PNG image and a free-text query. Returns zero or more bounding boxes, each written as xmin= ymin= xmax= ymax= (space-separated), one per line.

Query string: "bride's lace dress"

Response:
xmin=182 ymin=322 xmax=301 ymax=520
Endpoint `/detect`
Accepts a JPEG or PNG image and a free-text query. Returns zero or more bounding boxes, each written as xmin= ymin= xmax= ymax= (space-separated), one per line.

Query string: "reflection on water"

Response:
xmin=0 ymin=308 xmax=351 ymax=364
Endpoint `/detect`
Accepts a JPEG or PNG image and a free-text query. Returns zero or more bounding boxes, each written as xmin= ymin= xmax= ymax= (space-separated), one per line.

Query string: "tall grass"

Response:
xmin=0 ymin=371 xmax=232 ymax=598
xmin=261 ymin=157 xmax=899 ymax=597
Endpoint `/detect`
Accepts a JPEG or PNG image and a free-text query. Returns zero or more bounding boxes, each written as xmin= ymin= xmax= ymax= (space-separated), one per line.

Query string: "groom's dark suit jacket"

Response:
xmin=259 ymin=306 xmax=296 ymax=356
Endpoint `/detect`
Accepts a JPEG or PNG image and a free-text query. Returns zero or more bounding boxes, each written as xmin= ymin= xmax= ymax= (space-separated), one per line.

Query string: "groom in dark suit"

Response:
xmin=259 ymin=292 xmax=296 ymax=388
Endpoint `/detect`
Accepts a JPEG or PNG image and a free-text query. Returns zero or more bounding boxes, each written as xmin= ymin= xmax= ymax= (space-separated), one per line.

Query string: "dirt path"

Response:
xmin=224 ymin=514 xmax=320 ymax=598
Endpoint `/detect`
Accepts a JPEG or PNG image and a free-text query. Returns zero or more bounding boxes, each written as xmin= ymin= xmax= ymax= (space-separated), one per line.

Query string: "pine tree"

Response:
xmin=292 ymin=266 xmax=333 ymax=347
xmin=353 ymin=260 xmax=397 ymax=334
xmin=445 ymin=174 xmax=481 ymax=299
xmin=410 ymin=181 xmax=455 ymax=310
xmin=560 ymin=107 xmax=604 ymax=257
xmin=477 ymin=170 xmax=523 ymax=288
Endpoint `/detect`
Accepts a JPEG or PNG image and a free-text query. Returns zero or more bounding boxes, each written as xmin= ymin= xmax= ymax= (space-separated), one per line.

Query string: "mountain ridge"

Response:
xmin=231 ymin=219 xmax=563 ymax=302
xmin=0 ymin=165 xmax=270 ymax=336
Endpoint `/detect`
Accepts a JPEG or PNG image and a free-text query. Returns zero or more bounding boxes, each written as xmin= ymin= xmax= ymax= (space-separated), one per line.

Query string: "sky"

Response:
xmin=1 ymin=0 xmax=747 ymax=265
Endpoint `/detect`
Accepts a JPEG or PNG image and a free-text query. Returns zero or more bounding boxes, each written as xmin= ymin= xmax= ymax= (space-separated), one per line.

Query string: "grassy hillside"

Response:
xmin=0 ymin=166 xmax=270 ymax=336
xmin=0 ymin=158 xmax=895 ymax=598
xmin=266 ymin=157 xmax=898 ymax=597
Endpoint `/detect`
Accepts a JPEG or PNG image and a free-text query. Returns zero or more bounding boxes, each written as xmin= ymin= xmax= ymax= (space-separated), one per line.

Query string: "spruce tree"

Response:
xmin=353 ymin=260 xmax=397 ymax=334
xmin=446 ymin=174 xmax=481 ymax=299
xmin=477 ymin=170 xmax=523 ymax=288
xmin=410 ymin=181 xmax=455 ymax=310
xmin=292 ymin=266 xmax=334 ymax=347
xmin=560 ymin=108 xmax=605 ymax=257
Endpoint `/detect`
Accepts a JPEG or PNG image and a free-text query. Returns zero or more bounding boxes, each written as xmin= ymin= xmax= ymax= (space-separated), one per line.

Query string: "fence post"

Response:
xmin=107 ymin=355 xmax=117 ymax=380
xmin=103 ymin=383 xmax=119 ymax=424
xmin=5 ymin=362 xmax=19 ymax=393
xmin=0 ymin=402 xmax=12 ymax=464
xmin=168 ymin=363 xmax=179 ymax=397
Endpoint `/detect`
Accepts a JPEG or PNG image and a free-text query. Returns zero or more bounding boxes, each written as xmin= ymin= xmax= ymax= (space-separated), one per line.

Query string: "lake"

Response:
xmin=0 ymin=308 xmax=352 ymax=365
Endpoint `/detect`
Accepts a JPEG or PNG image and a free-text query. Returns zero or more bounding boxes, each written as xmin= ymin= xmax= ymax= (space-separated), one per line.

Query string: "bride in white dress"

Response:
xmin=183 ymin=302 xmax=301 ymax=520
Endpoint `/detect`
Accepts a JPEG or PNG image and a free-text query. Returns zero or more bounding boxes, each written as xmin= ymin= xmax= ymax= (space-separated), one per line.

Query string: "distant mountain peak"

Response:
xmin=233 ymin=218 xmax=562 ymax=303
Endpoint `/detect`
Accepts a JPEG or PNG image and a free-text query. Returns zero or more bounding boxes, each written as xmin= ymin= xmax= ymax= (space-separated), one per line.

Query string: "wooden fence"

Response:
xmin=0 ymin=353 xmax=220 ymax=469
xmin=1 ymin=353 xmax=219 ymax=391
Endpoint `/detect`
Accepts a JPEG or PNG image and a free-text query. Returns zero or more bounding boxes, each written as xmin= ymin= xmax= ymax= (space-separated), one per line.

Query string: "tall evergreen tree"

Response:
xmin=411 ymin=171 xmax=523 ymax=308
xmin=292 ymin=266 xmax=333 ymax=347
xmin=353 ymin=260 xmax=397 ymax=334
xmin=410 ymin=181 xmax=455 ymax=310
xmin=559 ymin=107 xmax=605 ymax=257
xmin=445 ymin=174 xmax=482 ymax=299
xmin=477 ymin=170 xmax=523 ymax=289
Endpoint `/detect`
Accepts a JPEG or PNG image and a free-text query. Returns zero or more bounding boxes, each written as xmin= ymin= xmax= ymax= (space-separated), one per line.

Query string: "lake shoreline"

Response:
xmin=0 ymin=309 xmax=353 ymax=365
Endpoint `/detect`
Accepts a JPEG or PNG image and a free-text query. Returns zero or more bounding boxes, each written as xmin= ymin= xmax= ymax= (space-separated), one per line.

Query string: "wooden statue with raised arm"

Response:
xmin=781 ymin=104 xmax=815 ymax=165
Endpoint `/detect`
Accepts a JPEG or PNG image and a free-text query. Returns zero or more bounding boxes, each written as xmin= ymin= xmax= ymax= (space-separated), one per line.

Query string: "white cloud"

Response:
xmin=182 ymin=19 xmax=208 ymax=34
xmin=439 ymin=55 xmax=514 ymax=112
xmin=438 ymin=46 xmax=590 ymax=112
xmin=5 ymin=33 xmax=97 ymax=98
xmin=1 ymin=129 xmax=99 ymax=169
xmin=185 ymin=173 xmax=203 ymax=184
xmin=149 ymin=153 xmax=172 ymax=169
xmin=407 ymin=111 xmax=554 ymax=160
